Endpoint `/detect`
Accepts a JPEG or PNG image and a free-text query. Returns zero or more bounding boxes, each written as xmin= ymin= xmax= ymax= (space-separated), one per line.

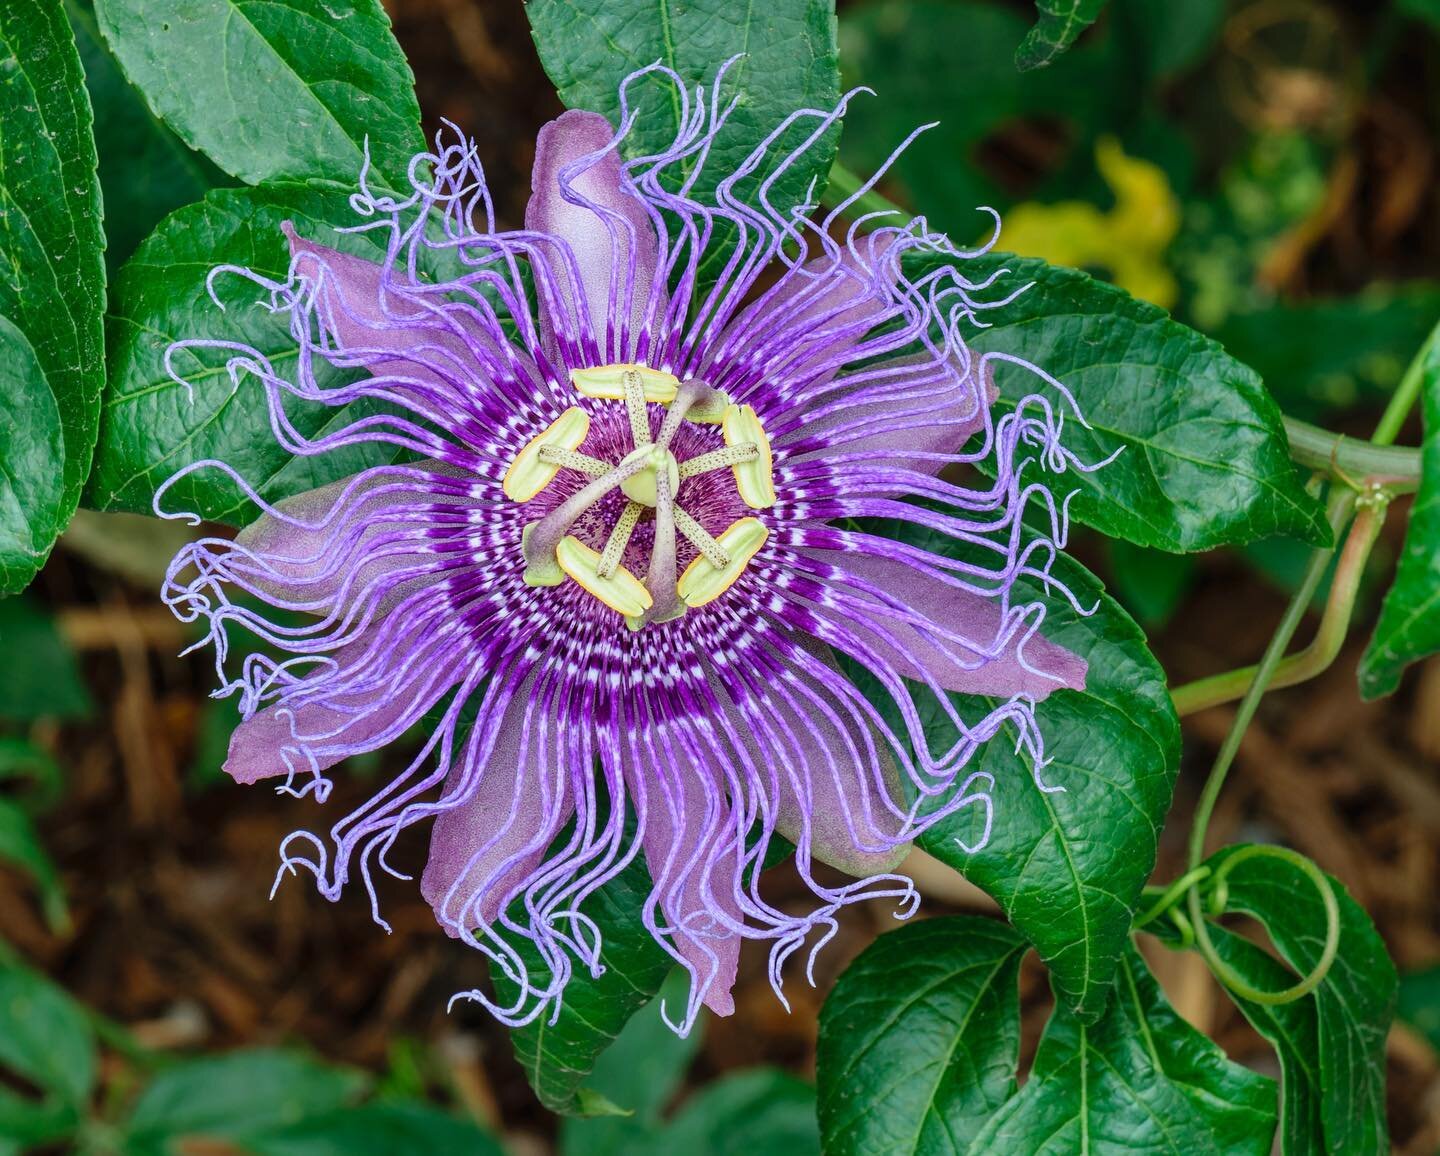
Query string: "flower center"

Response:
xmin=504 ymin=365 xmax=775 ymax=628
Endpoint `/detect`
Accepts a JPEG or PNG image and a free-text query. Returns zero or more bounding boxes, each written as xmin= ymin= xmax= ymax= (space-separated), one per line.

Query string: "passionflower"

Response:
xmin=160 ymin=65 xmax=1096 ymax=1034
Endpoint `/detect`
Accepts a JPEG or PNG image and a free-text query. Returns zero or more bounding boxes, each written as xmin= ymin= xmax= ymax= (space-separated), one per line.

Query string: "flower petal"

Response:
xmin=635 ymin=731 xmax=743 ymax=1018
xmin=804 ymin=548 xmax=1088 ymax=700
xmin=224 ymin=632 xmax=459 ymax=786
xmin=421 ymin=694 xmax=574 ymax=935
xmin=525 ymin=110 xmax=658 ymax=348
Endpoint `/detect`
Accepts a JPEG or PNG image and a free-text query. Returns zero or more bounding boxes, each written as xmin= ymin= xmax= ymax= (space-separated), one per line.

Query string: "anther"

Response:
xmin=721 ymin=404 xmax=776 ymax=509
xmin=677 ymin=518 xmax=769 ymax=608
xmin=571 ymin=363 xmax=678 ymax=404
xmin=556 ymin=536 xmax=653 ymax=617
xmin=502 ymin=407 xmax=590 ymax=502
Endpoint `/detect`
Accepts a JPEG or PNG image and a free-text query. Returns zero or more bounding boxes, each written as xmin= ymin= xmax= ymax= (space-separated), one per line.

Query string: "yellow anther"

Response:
xmin=503 ymin=407 xmax=590 ymax=503
xmin=557 ymin=536 xmax=654 ymax=617
xmin=570 ymin=363 xmax=679 ymax=404
xmin=721 ymin=404 xmax=776 ymax=509
xmin=618 ymin=444 xmax=680 ymax=508
xmin=677 ymin=518 xmax=768 ymax=608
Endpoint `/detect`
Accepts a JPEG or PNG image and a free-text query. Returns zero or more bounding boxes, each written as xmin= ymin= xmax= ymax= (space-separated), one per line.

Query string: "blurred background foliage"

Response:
xmin=4 ymin=0 xmax=1440 ymax=1152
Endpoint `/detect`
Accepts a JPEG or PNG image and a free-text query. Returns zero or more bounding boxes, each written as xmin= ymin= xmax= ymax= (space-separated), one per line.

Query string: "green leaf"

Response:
xmin=839 ymin=1 xmax=1126 ymax=221
xmin=1015 ymin=0 xmax=1108 ymax=71
xmin=527 ymin=0 xmax=840 ymax=221
xmin=492 ymin=853 xmax=675 ymax=1116
xmin=1104 ymin=539 xmax=1194 ymax=628
xmin=244 ymin=1101 xmax=504 ymax=1156
xmin=559 ymin=969 xmax=703 ymax=1156
xmin=124 ymin=1049 xmax=365 ymax=1154
xmin=1170 ymin=924 xmax=1325 ymax=1155
xmin=879 ymin=531 xmax=1179 ymax=1020
xmin=65 ymin=0 xmax=217 ymax=274
xmin=0 ymin=801 xmax=67 ymax=931
xmin=92 ymin=0 xmax=422 ymax=187
xmin=0 ymin=317 xmax=65 ymax=594
xmin=0 ymin=0 xmax=106 ymax=557
xmin=970 ymin=942 xmax=1277 ymax=1154
xmin=1359 ymin=336 xmax=1440 ymax=697
xmin=0 ymin=595 xmax=93 ymax=721
xmin=90 ymin=182 xmax=401 ymax=525
xmin=1398 ymin=964 xmax=1440 ymax=1055
xmin=1209 ymin=846 xmax=1397 ymax=1156
xmin=1112 ymin=0 xmax=1224 ymax=81
xmin=0 ymin=964 xmax=96 ymax=1136
xmin=956 ymin=253 xmax=1331 ymax=552
xmin=657 ymin=1069 xmax=821 ymax=1156
xmin=816 ymin=916 xmax=1026 ymax=1155
xmin=1398 ymin=0 xmax=1440 ymax=33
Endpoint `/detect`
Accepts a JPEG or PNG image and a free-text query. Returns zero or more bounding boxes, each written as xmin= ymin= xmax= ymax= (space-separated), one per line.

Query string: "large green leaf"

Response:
xmin=874 ymin=530 xmax=1179 ymax=1021
xmin=124 ymin=1049 xmax=364 ymax=1155
xmin=952 ymin=253 xmax=1331 ymax=552
xmin=491 ymin=853 xmax=675 ymax=1116
xmin=1359 ymin=337 xmax=1440 ymax=697
xmin=655 ymin=1069 xmax=821 ymax=1156
xmin=1212 ymin=847 xmax=1397 ymax=1156
xmin=0 ymin=0 xmax=106 ymax=567
xmin=0 ymin=596 xmax=93 ymax=721
xmin=65 ymin=0 xmax=216 ymax=273
xmin=0 ymin=318 xmax=64 ymax=594
xmin=93 ymin=0 xmax=422 ymax=187
xmin=558 ymin=969 xmax=702 ymax=1156
xmin=90 ymin=183 xmax=400 ymax=525
xmin=244 ymin=1101 xmax=504 ymax=1156
xmin=970 ymin=942 xmax=1277 ymax=1154
xmin=816 ymin=916 xmax=1026 ymax=1155
xmin=527 ymin=0 xmax=840 ymax=220
xmin=1016 ymin=0 xmax=1108 ymax=70
xmin=1165 ymin=924 xmax=1324 ymax=1155
xmin=0 ymin=964 xmax=96 ymax=1148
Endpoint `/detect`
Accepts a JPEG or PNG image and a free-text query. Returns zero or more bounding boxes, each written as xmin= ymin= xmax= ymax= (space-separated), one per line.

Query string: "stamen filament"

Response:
xmin=537 ymin=446 xmax=610 ymax=477
xmin=674 ymin=506 xmax=731 ymax=569
xmin=598 ymin=500 xmax=643 ymax=579
xmin=522 ymin=451 xmax=653 ymax=584
xmin=623 ymin=369 xmax=652 ymax=448
xmin=677 ymin=443 xmax=760 ymax=479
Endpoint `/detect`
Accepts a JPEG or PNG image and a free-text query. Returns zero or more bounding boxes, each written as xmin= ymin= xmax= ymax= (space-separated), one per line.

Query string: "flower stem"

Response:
xmin=1169 ymin=493 xmax=1388 ymax=715
xmin=1371 ymin=316 xmax=1440 ymax=447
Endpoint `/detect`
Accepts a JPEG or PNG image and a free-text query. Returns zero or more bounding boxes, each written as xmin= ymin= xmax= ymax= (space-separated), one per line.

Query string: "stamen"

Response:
xmin=502 ymin=407 xmax=590 ymax=502
xmin=522 ymin=450 xmax=654 ymax=586
xmin=673 ymin=507 xmax=731 ymax=569
xmin=556 ymin=536 xmax=653 ymax=617
xmin=537 ymin=446 xmax=610 ymax=478
xmin=677 ymin=518 xmax=770 ymax=608
xmin=677 ymin=443 xmax=760 ymax=479
xmin=597 ymin=501 xmax=643 ymax=579
xmin=721 ymin=404 xmax=776 ymax=509
xmin=571 ymin=363 xmax=678 ymax=404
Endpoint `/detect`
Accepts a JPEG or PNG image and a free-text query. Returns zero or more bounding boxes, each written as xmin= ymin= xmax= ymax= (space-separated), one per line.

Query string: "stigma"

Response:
xmin=507 ymin=365 xmax=774 ymax=623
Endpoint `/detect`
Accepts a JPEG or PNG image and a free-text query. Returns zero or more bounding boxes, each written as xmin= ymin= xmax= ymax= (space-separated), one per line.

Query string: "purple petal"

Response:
xmin=224 ymin=634 xmax=458 ymax=786
xmin=525 ymin=110 xmax=659 ymax=347
xmin=635 ymin=742 xmax=743 ymax=1017
xmin=809 ymin=549 xmax=1088 ymax=699
xmin=760 ymin=678 xmax=912 ymax=879
xmin=421 ymin=696 xmax=574 ymax=934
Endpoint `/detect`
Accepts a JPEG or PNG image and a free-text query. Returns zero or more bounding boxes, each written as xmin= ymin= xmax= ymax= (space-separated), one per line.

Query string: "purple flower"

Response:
xmin=159 ymin=66 xmax=1097 ymax=1034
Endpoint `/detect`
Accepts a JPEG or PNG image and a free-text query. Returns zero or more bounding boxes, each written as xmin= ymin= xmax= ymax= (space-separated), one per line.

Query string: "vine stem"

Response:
xmin=1283 ymin=417 xmax=1419 ymax=490
xmin=1371 ymin=316 xmax=1440 ymax=446
xmin=1170 ymin=492 xmax=1388 ymax=715
xmin=1184 ymin=486 xmax=1357 ymax=874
